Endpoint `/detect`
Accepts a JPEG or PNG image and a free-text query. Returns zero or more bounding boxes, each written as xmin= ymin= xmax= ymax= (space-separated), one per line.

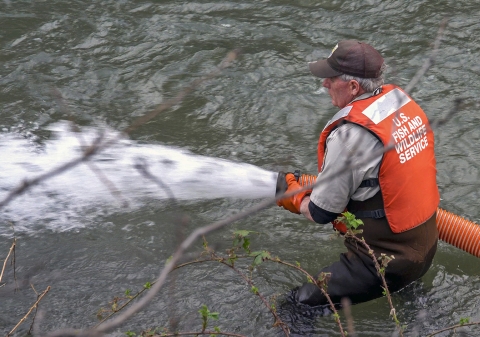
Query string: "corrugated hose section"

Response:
xmin=437 ymin=208 xmax=480 ymax=258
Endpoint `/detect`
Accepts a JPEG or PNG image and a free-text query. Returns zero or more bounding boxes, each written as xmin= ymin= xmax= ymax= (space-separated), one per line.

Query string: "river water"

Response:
xmin=1 ymin=1 xmax=480 ymax=336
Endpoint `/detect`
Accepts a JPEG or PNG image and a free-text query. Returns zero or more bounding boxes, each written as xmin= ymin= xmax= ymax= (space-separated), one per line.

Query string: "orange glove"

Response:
xmin=276 ymin=172 xmax=312 ymax=214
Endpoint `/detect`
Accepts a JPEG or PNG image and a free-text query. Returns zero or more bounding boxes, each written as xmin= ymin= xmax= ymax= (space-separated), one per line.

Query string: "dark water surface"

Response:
xmin=1 ymin=1 xmax=480 ymax=336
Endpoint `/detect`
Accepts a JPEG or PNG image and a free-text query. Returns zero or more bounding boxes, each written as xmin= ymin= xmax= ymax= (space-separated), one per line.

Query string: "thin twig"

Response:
xmin=209 ymin=251 xmax=290 ymax=336
xmin=134 ymin=158 xmax=178 ymax=202
xmin=8 ymin=286 xmax=51 ymax=337
xmin=85 ymin=160 xmax=130 ymax=207
xmin=151 ymin=331 xmax=247 ymax=337
xmin=28 ymin=284 xmax=40 ymax=335
xmin=53 ymin=89 xmax=130 ymax=207
xmin=0 ymin=239 xmax=16 ymax=283
xmin=269 ymin=258 xmax=346 ymax=337
xmin=349 ymin=235 xmax=403 ymax=336
xmin=426 ymin=321 xmax=480 ymax=336
xmin=403 ymin=18 xmax=448 ymax=94
xmin=135 ymin=155 xmax=184 ymax=332
xmin=341 ymin=298 xmax=356 ymax=337
xmin=0 ymin=134 xmax=104 ymax=209
xmin=122 ymin=50 xmax=239 ymax=136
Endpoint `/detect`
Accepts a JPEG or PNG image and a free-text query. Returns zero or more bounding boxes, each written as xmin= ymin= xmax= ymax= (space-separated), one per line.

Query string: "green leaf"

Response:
xmin=250 ymin=250 xmax=271 ymax=267
xmin=336 ymin=211 xmax=364 ymax=231
xmin=459 ymin=317 xmax=470 ymax=325
xmin=144 ymin=282 xmax=152 ymax=289
xmin=233 ymin=230 xmax=252 ymax=237
xmin=251 ymin=286 xmax=259 ymax=294
xmin=242 ymin=237 xmax=251 ymax=252
xmin=199 ymin=304 xmax=209 ymax=318
xmin=124 ymin=289 xmax=131 ymax=296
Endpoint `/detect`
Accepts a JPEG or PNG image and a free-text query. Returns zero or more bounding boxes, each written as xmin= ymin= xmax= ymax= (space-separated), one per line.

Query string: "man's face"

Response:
xmin=322 ymin=76 xmax=355 ymax=109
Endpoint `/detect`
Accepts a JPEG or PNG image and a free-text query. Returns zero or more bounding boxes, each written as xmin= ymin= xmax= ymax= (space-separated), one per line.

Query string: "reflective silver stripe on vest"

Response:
xmin=362 ymin=88 xmax=411 ymax=124
xmin=323 ymin=106 xmax=353 ymax=130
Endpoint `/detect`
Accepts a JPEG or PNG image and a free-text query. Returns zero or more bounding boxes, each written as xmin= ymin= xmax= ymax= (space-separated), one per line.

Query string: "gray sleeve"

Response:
xmin=309 ymin=123 xmax=383 ymax=214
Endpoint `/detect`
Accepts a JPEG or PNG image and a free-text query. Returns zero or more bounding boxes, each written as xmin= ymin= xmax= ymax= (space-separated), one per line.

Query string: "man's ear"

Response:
xmin=349 ymin=80 xmax=360 ymax=96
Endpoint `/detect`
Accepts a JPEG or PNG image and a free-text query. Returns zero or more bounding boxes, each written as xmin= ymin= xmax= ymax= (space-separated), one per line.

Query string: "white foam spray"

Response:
xmin=0 ymin=121 xmax=278 ymax=235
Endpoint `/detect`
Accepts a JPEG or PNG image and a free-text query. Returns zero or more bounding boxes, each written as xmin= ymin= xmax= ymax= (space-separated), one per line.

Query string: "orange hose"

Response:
xmin=297 ymin=174 xmax=480 ymax=258
xmin=437 ymin=208 xmax=480 ymax=258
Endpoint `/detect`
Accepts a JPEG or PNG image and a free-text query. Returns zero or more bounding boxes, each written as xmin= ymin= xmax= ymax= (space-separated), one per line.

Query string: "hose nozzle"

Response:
xmin=276 ymin=170 xmax=317 ymax=196
xmin=275 ymin=171 xmax=288 ymax=196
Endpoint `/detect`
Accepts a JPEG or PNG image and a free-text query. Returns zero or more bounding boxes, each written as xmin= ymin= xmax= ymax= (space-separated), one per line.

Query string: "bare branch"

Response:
xmin=8 ymin=286 xmax=51 ymax=337
xmin=150 ymin=331 xmax=248 ymax=337
xmin=0 ymin=239 xmax=16 ymax=283
xmin=426 ymin=321 xmax=480 ymax=337
xmin=403 ymin=18 xmax=448 ymax=94
xmin=0 ymin=134 xmax=103 ymax=209
xmin=341 ymin=298 xmax=356 ymax=337
xmin=134 ymin=158 xmax=177 ymax=202
xmin=85 ymin=160 xmax=130 ymax=208
xmin=270 ymin=259 xmax=345 ymax=336
xmin=210 ymin=251 xmax=291 ymax=336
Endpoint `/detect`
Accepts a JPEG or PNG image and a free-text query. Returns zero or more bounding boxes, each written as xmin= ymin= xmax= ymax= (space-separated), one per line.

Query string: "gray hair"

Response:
xmin=340 ymin=63 xmax=387 ymax=92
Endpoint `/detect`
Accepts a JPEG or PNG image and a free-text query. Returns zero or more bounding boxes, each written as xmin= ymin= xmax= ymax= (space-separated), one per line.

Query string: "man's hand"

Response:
xmin=276 ymin=172 xmax=312 ymax=214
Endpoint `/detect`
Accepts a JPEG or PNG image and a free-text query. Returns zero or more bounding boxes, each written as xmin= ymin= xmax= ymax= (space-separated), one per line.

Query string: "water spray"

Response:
xmin=2 ymin=121 xmax=480 ymax=255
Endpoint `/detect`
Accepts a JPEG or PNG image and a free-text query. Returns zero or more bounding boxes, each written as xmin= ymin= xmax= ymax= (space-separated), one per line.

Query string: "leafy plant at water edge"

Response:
xmin=198 ymin=304 xmax=219 ymax=332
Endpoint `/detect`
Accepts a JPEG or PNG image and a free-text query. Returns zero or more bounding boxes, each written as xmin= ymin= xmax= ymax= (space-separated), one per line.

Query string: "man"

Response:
xmin=278 ymin=40 xmax=439 ymax=306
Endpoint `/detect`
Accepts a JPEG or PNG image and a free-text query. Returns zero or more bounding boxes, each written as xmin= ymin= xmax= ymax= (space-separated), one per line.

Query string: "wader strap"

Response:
xmin=354 ymin=209 xmax=386 ymax=219
xmin=347 ymin=190 xmax=385 ymax=219
xmin=359 ymin=178 xmax=379 ymax=188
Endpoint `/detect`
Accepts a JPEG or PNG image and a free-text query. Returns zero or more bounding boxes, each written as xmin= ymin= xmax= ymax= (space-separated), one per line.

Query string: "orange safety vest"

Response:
xmin=317 ymin=84 xmax=439 ymax=233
